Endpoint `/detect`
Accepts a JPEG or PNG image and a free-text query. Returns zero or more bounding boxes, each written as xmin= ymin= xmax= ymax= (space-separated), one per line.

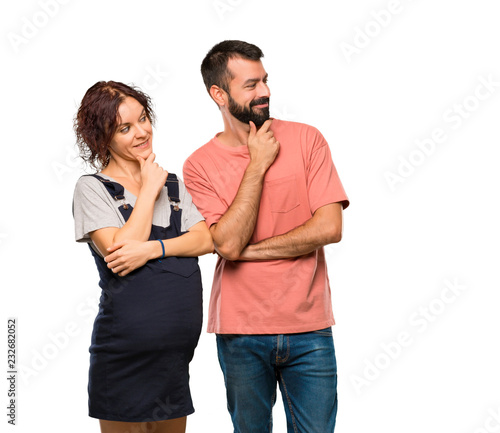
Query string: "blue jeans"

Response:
xmin=216 ymin=328 xmax=337 ymax=433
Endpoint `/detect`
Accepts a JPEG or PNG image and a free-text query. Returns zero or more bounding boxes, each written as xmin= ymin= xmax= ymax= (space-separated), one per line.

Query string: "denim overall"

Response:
xmin=85 ymin=173 xmax=202 ymax=421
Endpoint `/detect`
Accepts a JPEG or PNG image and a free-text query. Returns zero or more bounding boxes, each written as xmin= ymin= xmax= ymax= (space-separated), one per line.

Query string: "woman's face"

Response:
xmin=108 ymin=97 xmax=153 ymax=163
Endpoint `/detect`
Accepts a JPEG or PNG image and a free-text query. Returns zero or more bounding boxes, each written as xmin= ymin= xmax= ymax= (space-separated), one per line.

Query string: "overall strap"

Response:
xmin=165 ymin=173 xmax=180 ymax=211
xmin=86 ymin=174 xmax=133 ymax=220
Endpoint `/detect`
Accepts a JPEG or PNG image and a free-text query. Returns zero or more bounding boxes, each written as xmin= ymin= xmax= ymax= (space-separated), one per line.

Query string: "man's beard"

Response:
xmin=227 ymin=94 xmax=270 ymax=127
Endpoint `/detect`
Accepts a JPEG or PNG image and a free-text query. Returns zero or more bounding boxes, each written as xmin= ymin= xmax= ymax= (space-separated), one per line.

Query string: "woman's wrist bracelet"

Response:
xmin=157 ymin=239 xmax=165 ymax=262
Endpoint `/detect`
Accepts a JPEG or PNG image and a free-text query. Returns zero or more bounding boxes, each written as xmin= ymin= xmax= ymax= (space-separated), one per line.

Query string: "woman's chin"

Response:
xmin=136 ymin=145 xmax=153 ymax=160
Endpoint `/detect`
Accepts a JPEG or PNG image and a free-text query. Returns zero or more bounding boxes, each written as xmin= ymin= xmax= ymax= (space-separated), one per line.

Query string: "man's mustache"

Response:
xmin=250 ymin=97 xmax=270 ymax=107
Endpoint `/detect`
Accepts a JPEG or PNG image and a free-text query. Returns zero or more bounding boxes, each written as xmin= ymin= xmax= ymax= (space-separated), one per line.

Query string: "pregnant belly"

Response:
xmin=92 ymin=264 xmax=202 ymax=353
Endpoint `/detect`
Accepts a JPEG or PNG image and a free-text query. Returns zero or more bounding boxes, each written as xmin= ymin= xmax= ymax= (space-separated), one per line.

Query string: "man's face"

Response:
xmin=225 ymin=58 xmax=271 ymax=127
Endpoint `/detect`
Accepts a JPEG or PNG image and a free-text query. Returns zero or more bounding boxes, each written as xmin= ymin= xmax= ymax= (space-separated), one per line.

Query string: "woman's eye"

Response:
xmin=120 ymin=126 xmax=130 ymax=133
xmin=140 ymin=116 xmax=147 ymax=122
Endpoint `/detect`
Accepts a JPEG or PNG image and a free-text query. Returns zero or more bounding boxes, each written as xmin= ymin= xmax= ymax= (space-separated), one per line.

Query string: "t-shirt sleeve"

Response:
xmin=183 ymin=156 xmax=227 ymax=228
xmin=307 ymin=129 xmax=349 ymax=213
xmin=178 ymin=178 xmax=205 ymax=232
xmin=72 ymin=176 xmax=122 ymax=243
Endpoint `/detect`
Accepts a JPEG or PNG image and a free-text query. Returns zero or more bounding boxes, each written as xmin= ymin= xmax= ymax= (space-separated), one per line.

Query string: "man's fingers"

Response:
xmin=257 ymin=118 xmax=273 ymax=134
xmin=248 ymin=121 xmax=257 ymax=139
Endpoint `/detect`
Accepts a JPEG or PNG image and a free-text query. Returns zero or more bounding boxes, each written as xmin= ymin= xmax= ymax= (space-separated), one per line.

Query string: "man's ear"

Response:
xmin=209 ymin=85 xmax=227 ymax=107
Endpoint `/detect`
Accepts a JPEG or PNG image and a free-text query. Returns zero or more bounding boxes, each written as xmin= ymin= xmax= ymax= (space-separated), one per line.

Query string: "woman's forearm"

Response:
xmin=90 ymin=188 xmax=158 ymax=257
xmin=161 ymin=222 xmax=214 ymax=257
xmin=112 ymin=188 xmax=158 ymax=244
xmin=104 ymin=221 xmax=213 ymax=276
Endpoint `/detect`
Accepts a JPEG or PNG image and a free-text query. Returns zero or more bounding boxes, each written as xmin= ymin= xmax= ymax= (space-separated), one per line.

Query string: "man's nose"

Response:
xmin=257 ymin=81 xmax=270 ymax=98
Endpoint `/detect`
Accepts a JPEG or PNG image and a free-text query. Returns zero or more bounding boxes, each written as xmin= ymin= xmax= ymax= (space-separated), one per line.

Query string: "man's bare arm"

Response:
xmin=237 ymin=203 xmax=343 ymax=261
xmin=210 ymin=119 xmax=279 ymax=261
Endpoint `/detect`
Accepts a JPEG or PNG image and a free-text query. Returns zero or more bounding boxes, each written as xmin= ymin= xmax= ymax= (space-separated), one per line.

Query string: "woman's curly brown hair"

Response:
xmin=74 ymin=81 xmax=156 ymax=171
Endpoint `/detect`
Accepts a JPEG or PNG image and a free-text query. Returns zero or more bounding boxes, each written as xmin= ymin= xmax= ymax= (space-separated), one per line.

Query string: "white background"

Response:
xmin=1 ymin=0 xmax=500 ymax=432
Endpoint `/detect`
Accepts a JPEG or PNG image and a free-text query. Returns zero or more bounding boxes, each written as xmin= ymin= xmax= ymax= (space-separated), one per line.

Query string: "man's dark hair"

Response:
xmin=201 ymin=40 xmax=264 ymax=94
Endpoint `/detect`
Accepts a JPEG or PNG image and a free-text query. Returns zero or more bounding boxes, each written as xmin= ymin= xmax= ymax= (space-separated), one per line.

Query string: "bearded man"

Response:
xmin=183 ymin=40 xmax=349 ymax=433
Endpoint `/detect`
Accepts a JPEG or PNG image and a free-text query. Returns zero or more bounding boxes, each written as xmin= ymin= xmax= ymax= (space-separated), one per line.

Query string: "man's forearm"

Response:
xmin=210 ymin=120 xmax=279 ymax=260
xmin=238 ymin=203 xmax=343 ymax=261
xmin=210 ymin=163 xmax=267 ymax=260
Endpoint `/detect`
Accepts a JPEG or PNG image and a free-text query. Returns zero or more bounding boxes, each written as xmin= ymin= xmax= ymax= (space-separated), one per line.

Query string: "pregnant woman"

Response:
xmin=72 ymin=81 xmax=213 ymax=433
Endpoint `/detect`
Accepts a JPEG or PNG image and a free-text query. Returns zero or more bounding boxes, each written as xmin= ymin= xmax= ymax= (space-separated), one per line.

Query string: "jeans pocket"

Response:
xmin=313 ymin=327 xmax=332 ymax=336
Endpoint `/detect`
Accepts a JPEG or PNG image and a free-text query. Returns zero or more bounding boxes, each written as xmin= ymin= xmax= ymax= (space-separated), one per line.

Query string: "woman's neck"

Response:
xmin=101 ymin=158 xmax=141 ymax=183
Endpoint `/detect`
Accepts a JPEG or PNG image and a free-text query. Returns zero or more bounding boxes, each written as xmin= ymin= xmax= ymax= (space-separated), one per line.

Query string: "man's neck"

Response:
xmin=217 ymin=113 xmax=251 ymax=147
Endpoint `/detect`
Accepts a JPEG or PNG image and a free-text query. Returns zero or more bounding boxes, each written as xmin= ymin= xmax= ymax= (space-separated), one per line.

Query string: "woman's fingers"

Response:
xmin=108 ymin=261 xmax=129 ymax=277
xmin=106 ymin=241 xmax=126 ymax=254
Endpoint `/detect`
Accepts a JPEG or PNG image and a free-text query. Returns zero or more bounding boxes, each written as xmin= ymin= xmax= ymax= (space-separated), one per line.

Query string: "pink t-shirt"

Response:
xmin=183 ymin=119 xmax=349 ymax=334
